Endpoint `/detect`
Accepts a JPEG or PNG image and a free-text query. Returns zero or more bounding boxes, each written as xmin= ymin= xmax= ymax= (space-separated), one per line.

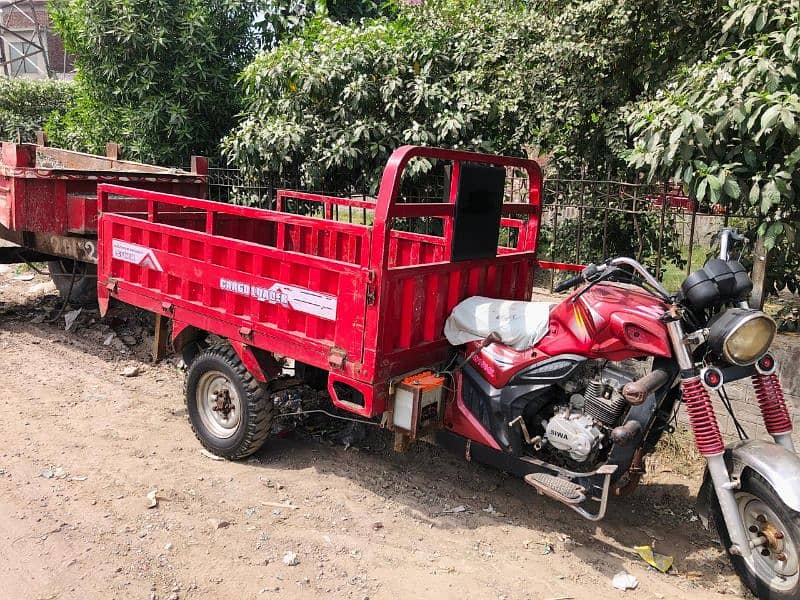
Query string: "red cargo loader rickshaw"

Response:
xmin=2 ymin=143 xmax=799 ymax=599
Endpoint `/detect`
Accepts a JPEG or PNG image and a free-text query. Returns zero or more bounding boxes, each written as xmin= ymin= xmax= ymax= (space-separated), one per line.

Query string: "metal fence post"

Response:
xmin=686 ymin=201 xmax=697 ymax=276
xmin=654 ymin=181 xmax=668 ymax=280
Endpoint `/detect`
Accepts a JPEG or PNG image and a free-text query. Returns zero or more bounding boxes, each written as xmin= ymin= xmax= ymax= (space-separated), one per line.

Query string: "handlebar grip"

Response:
xmin=554 ymin=273 xmax=584 ymax=293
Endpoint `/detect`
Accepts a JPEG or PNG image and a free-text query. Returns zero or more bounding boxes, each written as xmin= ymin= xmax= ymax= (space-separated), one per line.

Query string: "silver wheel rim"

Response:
xmin=195 ymin=370 xmax=242 ymax=439
xmin=737 ymin=491 xmax=799 ymax=592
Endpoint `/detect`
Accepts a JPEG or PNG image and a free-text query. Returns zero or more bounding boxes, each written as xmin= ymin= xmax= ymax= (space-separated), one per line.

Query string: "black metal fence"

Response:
xmin=205 ymin=163 xmax=764 ymax=292
xmin=536 ymin=178 xmax=762 ymax=290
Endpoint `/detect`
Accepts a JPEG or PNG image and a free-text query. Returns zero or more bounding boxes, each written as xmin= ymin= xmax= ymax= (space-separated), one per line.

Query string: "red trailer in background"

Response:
xmin=0 ymin=142 xmax=207 ymax=301
xmin=96 ymin=145 xmax=541 ymax=442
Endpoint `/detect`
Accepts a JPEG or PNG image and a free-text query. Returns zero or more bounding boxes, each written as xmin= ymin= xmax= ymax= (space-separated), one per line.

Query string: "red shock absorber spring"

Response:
xmin=752 ymin=373 xmax=793 ymax=435
xmin=681 ymin=376 xmax=725 ymax=456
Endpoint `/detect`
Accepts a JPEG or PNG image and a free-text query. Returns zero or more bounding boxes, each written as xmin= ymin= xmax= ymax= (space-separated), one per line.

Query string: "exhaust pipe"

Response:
xmin=622 ymin=368 xmax=672 ymax=406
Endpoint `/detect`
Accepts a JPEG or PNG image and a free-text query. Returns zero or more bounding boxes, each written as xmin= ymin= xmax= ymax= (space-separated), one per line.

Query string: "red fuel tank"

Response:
xmin=536 ymin=283 xmax=671 ymax=361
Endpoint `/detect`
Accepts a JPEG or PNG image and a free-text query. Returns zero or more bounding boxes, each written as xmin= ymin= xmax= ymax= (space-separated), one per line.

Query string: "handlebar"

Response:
xmin=553 ymin=258 xmax=671 ymax=300
xmin=554 ymin=273 xmax=584 ymax=293
xmin=554 ymin=264 xmax=601 ymax=293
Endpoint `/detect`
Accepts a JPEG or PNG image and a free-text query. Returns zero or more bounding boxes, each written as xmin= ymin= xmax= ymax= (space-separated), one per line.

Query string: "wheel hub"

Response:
xmin=738 ymin=493 xmax=799 ymax=590
xmin=195 ymin=371 xmax=242 ymax=439
xmin=212 ymin=389 xmax=235 ymax=418
xmin=757 ymin=517 xmax=787 ymax=557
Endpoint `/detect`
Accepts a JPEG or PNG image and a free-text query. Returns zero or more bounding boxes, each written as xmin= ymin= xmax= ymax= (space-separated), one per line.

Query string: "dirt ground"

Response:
xmin=0 ymin=267 xmax=752 ymax=600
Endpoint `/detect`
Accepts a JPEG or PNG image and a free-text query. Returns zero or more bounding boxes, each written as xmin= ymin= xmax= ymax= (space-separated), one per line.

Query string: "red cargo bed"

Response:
xmin=97 ymin=146 xmax=542 ymax=417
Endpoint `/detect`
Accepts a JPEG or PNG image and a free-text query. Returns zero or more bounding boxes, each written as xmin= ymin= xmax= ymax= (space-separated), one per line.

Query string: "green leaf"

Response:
xmin=786 ymin=146 xmax=800 ymax=167
xmin=764 ymin=222 xmax=784 ymax=251
xmin=755 ymin=8 xmax=767 ymax=31
xmin=760 ymin=105 xmax=781 ymax=131
xmin=780 ymin=108 xmax=796 ymax=134
xmin=760 ymin=180 xmax=780 ymax=214
xmin=742 ymin=4 xmax=758 ymax=29
xmin=723 ymin=178 xmax=740 ymax=199
xmin=749 ymin=181 xmax=761 ymax=206
xmin=696 ymin=178 xmax=708 ymax=203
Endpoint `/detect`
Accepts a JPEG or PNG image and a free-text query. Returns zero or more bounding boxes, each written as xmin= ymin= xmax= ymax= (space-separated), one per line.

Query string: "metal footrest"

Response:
xmin=524 ymin=464 xmax=617 ymax=521
xmin=524 ymin=472 xmax=586 ymax=505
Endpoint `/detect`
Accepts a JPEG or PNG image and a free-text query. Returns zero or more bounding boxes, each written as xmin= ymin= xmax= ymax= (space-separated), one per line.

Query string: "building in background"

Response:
xmin=0 ymin=0 xmax=72 ymax=79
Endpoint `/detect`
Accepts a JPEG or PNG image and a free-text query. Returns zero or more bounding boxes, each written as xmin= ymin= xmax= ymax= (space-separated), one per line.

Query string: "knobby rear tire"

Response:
xmin=184 ymin=342 xmax=273 ymax=460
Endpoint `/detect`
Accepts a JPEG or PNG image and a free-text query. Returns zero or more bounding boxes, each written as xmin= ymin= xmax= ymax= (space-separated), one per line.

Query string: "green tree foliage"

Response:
xmin=254 ymin=0 xmax=394 ymax=48
xmin=0 ymin=77 xmax=74 ymax=143
xmin=626 ymin=0 xmax=800 ymax=290
xmin=47 ymin=0 xmax=259 ymax=164
xmin=223 ymin=0 xmax=720 ymax=191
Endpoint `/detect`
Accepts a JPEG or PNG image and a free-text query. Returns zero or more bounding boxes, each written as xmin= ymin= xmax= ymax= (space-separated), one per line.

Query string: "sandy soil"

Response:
xmin=0 ymin=267 xmax=751 ymax=600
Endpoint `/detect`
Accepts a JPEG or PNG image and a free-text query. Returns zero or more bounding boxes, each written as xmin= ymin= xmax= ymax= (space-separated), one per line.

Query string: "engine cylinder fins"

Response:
xmin=584 ymin=378 xmax=627 ymax=426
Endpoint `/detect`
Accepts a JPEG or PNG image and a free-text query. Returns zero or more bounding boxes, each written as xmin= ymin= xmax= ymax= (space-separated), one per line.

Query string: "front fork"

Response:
xmin=666 ymin=321 xmax=796 ymax=557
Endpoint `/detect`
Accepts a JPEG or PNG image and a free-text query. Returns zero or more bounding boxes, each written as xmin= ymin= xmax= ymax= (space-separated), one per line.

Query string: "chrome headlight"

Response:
xmin=708 ymin=308 xmax=776 ymax=366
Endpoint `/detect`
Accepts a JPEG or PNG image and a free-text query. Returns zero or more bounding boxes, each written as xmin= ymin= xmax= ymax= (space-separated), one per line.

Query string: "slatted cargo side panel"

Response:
xmin=100 ymin=214 xmax=370 ymax=363
xmin=388 ymin=231 xmax=446 ymax=267
xmin=281 ymin=221 xmax=369 ymax=266
xmin=377 ymin=255 xmax=533 ymax=376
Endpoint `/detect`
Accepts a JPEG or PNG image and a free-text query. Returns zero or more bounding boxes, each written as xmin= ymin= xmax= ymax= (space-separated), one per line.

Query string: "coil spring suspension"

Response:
xmin=681 ymin=376 xmax=724 ymax=456
xmin=752 ymin=373 xmax=793 ymax=435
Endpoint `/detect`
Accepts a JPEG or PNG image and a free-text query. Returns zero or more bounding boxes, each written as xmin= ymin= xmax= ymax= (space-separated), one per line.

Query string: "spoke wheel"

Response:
xmin=712 ymin=470 xmax=800 ymax=599
xmin=185 ymin=343 xmax=273 ymax=459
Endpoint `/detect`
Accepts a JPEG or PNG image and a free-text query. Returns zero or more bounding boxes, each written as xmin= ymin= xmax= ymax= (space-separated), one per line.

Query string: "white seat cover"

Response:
xmin=443 ymin=296 xmax=552 ymax=351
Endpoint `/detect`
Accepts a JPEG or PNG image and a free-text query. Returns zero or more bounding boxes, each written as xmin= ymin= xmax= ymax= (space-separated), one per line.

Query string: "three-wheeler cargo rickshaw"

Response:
xmin=1 ymin=142 xmax=797 ymax=599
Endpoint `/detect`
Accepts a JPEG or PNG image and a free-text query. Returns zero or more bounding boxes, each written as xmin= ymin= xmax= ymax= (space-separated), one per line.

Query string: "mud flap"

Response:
xmin=229 ymin=340 xmax=282 ymax=383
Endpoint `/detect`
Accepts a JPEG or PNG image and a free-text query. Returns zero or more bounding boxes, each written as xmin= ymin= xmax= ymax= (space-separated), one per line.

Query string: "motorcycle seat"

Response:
xmin=443 ymin=296 xmax=552 ymax=351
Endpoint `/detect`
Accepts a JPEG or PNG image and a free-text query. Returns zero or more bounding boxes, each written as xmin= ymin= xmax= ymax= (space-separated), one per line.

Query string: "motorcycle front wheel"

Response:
xmin=712 ymin=470 xmax=800 ymax=599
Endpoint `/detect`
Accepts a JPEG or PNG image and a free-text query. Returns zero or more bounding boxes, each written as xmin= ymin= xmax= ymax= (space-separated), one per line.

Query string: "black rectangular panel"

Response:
xmin=450 ymin=163 xmax=505 ymax=262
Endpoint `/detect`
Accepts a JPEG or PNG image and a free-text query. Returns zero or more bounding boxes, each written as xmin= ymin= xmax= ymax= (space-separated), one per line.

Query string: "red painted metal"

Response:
xmin=536 ymin=260 xmax=583 ymax=272
xmin=229 ymin=340 xmax=282 ymax=383
xmin=443 ymin=373 xmax=502 ymax=450
xmin=466 ymin=342 xmax=551 ymax=389
xmin=459 ymin=282 xmax=671 ymax=389
xmin=97 ymin=145 xmax=543 ymax=419
xmin=752 ymin=373 xmax=793 ymax=435
xmin=681 ymin=376 xmax=725 ymax=456
xmin=0 ymin=142 xmax=207 ymax=239
xmin=537 ymin=284 xmax=671 ymax=361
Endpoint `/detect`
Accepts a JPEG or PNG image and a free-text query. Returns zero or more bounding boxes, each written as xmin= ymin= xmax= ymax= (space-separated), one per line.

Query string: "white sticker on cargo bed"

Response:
xmin=220 ymin=278 xmax=337 ymax=321
xmin=111 ymin=240 xmax=163 ymax=271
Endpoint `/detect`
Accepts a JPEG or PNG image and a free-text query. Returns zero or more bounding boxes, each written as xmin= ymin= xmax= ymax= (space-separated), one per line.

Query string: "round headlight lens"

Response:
xmin=708 ymin=309 xmax=776 ymax=366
